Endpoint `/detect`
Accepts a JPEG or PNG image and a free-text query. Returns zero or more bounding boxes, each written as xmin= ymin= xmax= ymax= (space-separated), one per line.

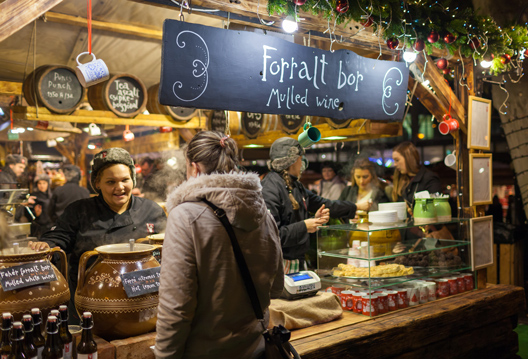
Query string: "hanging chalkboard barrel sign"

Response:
xmin=279 ymin=114 xmax=305 ymax=135
xmin=23 ymin=65 xmax=85 ymax=114
xmin=325 ymin=117 xmax=353 ymax=129
xmin=207 ymin=110 xmax=227 ymax=133
xmin=239 ymin=112 xmax=268 ymax=139
xmin=87 ymin=74 xmax=147 ymax=118
xmin=146 ymin=84 xmax=197 ymax=121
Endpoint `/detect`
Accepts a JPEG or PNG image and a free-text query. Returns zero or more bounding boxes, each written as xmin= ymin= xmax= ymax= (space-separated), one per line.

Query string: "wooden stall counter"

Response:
xmin=291 ymin=284 xmax=525 ymax=359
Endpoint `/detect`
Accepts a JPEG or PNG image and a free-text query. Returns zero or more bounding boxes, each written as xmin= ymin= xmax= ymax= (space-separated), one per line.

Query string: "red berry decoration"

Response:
xmin=469 ymin=37 xmax=480 ymax=50
xmin=335 ymin=0 xmax=349 ymax=13
xmin=360 ymin=16 xmax=373 ymax=27
xmin=413 ymin=39 xmax=425 ymax=52
xmin=293 ymin=0 xmax=306 ymax=5
xmin=436 ymin=58 xmax=448 ymax=70
xmin=500 ymin=54 xmax=511 ymax=64
xmin=442 ymin=67 xmax=451 ymax=75
xmin=443 ymin=32 xmax=456 ymax=44
xmin=427 ymin=30 xmax=439 ymax=44
xmin=386 ymin=38 xmax=399 ymax=50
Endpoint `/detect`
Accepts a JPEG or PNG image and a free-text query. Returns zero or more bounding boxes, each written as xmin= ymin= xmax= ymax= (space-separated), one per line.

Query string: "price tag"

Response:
xmin=120 ymin=267 xmax=161 ymax=298
xmin=0 ymin=261 xmax=57 ymax=291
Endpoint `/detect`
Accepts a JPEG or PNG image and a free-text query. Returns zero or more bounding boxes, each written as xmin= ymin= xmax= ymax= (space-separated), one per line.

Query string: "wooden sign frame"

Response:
xmin=470 ymin=215 xmax=494 ymax=271
xmin=469 ymin=153 xmax=493 ymax=206
xmin=467 ymin=96 xmax=492 ymax=150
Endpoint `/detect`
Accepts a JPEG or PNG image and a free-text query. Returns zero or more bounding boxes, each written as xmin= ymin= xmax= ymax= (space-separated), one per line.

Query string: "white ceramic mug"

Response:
xmin=75 ymin=52 xmax=109 ymax=88
xmin=444 ymin=151 xmax=457 ymax=168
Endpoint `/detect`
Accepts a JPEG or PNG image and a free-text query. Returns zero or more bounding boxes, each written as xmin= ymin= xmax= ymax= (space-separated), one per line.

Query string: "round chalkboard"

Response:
xmin=168 ymin=106 xmax=197 ymax=121
xmin=241 ymin=112 xmax=264 ymax=139
xmin=279 ymin=114 xmax=305 ymax=134
xmin=325 ymin=117 xmax=353 ymax=129
xmin=146 ymin=84 xmax=197 ymax=121
xmin=207 ymin=110 xmax=227 ymax=133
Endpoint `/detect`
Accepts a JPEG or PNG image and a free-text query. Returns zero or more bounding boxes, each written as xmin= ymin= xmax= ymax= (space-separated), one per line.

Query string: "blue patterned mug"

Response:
xmin=75 ymin=52 xmax=110 ymax=88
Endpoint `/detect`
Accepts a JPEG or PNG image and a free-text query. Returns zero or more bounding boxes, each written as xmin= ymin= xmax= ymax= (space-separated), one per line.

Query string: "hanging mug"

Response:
xmin=444 ymin=151 xmax=457 ymax=168
xmin=438 ymin=115 xmax=459 ymax=135
xmin=75 ymin=52 xmax=110 ymax=88
xmin=297 ymin=122 xmax=321 ymax=148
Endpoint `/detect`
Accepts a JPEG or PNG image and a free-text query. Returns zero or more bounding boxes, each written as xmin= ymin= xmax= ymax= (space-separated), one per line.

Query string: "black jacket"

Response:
xmin=48 ymin=182 xmax=91 ymax=223
xmin=41 ymin=195 xmax=167 ymax=292
xmin=339 ymin=185 xmax=389 ymax=211
xmin=0 ymin=166 xmax=17 ymax=186
xmin=398 ymin=166 xmax=442 ymax=205
xmin=261 ymin=171 xmax=357 ymax=261
xmin=29 ymin=190 xmax=53 ymax=238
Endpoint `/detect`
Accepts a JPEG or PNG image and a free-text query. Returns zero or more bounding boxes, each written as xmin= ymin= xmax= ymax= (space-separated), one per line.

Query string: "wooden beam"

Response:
xmin=0 ymin=0 xmax=63 ymax=43
xmin=11 ymin=106 xmax=207 ymax=129
xmin=102 ymin=130 xmax=180 ymax=155
xmin=43 ymin=12 xmax=163 ymax=41
xmin=179 ymin=129 xmax=197 ymax=143
xmin=0 ymin=81 xmax=22 ymax=96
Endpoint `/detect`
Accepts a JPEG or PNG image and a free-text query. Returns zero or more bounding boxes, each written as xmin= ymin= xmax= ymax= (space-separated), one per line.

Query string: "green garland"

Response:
xmin=268 ymin=0 xmax=528 ymax=74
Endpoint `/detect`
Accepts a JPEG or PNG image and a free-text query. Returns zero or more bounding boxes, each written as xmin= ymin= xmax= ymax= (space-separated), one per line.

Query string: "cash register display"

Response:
xmin=287 ymin=273 xmax=311 ymax=282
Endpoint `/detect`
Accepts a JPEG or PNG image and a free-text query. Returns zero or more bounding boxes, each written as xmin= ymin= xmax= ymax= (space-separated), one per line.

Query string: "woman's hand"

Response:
xmin=315 ymin=204 xmax=330 ymax=222
xmin=304 ymin=217 xmax=327 ymax=233
xmin=355 ymin=200 xmax=372 ymax=212
xmin=28 ymin=241 xmax=51 ymax=251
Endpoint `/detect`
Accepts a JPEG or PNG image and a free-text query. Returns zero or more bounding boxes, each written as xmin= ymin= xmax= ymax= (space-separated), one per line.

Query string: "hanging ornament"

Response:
xmin=436 ymin=58 xmax=448 ymax=70
xmin=360 ymin=16 xmax=373 ymax=27
xmin=293 ymin=0 xmax=306 ymax=6
xmin=335 ymin=0 xmax=349 ymax=13
xmin=525 ymin=49 xmax=528 ymax=57
xmin=386 ymin=38 xmax=399 ymax=50
xmin=442 ymin=67 xmax=451 ymax=75
xmin=413 ymin=39 xmax=425 ymax=52
xmin=469 ymin=37 xmax=481 ymax=50
xmin=500 ymin=54 xmax=511 ymax=64
xmin=427 ymin=30 xmax=439 ymax=44
xmin=443 ymin=32 xmax=456 ymax=44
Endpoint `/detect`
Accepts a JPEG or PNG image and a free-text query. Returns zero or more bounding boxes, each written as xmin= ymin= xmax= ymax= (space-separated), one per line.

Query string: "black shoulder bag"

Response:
xmin=202 ymin=199 xmax=301 ymax=359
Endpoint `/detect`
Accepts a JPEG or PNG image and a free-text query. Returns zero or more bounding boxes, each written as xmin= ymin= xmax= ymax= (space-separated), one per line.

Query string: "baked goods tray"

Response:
xmin=332 ymin=274 xmax=409 ymax=280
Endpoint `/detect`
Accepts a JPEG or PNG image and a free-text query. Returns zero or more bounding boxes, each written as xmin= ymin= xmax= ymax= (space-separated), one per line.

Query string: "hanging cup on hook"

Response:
xmin=75 ymin=52 xmax=110 ymax=88
xmin=298 ymin=122 xmax=321 ymax=148
xmin=438 ymin=114 xmax=459 ymax=135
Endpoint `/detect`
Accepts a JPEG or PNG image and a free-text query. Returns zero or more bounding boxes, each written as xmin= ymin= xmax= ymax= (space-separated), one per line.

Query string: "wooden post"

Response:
xmin=54 ymin=132 xmax=90 ymax=188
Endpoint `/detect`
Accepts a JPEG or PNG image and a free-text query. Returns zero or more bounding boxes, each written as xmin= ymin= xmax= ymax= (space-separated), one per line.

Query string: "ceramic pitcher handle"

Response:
xmin=49 ymin=247 xmax=69 ymax=283
xmin=77 ymin=250 xmax=98 ymax=293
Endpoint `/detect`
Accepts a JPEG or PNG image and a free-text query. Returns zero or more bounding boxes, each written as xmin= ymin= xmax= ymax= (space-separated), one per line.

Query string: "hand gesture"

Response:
xmin=28 ymin=241 xmax=51 ymax=252
xmin=355 ymin=200 xmax=372 ymax=212
xmin=304 ymin=217 xmax=327 ymax=233
xmin=315 ymin=204 xmax=330 ymax=223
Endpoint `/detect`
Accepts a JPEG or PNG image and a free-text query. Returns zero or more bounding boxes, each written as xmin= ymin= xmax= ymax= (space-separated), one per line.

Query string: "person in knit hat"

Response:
xmin=28 ymin=174 xmax=53 ymax=238
xmin=0 ymin=154 xmax=28 ymax=186
xmin=261 ymin=137 xmax=371 ymax=272
xmin=48 ymin=165 xmax=90 ymax=224
xmin=30 ymin=148 xmax=166 ymax=324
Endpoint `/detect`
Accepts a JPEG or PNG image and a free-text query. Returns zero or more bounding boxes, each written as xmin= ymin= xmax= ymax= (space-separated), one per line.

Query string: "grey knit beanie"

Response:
xmin=268 ymin=137 xmax=305 ymax=172
xmin=6 ymin=154 xmax=27 ymax=166
xmin=90 ymin=148 xmax=136 ymax=191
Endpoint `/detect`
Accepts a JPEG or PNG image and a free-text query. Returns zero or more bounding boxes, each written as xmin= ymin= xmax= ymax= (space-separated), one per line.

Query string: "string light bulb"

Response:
xmin=282 ymin=16 xmax=298 ymax=33
xmin=403 ymin=49 xmax=417 ymax=63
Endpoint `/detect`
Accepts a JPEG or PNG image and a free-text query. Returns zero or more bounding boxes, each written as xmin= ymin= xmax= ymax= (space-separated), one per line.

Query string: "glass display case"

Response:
xmin=317 ymin=219 xmax=475 ymax=317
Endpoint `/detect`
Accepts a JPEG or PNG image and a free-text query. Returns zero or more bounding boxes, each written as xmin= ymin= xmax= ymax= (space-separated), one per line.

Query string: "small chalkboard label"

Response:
xmin=0 ymin=261 xmax=57 ymax=291
xmin=39 ymin=68 xmax=83 ymax=110
xmin=207 ymin=110 xmax=227 ymax=132
xmin=108 ymin=77 xmax=145 ymax=114
xmin=279 ymin=114 xmax=304 ymax=134
xmin=241 ymin=112 xmax=264 ymax=139
xmin=120 ymin=267 xmax=161 ymax=298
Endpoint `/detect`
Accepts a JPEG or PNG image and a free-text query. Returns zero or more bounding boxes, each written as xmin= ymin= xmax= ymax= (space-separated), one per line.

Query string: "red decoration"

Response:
xmin=500 ymin=54 xmax=511 ymax=64
xmin=413 ymin=39 xmax=425 ymax=52
xmin=386 ymin=38 xmax=399 ymax=50
xmin=360 ymin=16 xmax=373 ymax=27
xmin=335 ymin=0 xmax=349 ymax=13
xmin=442 ymin=67 xmax=451 ymax=75
xmin=443 ymin=32 xmax=456 ymax=44
xmin=469 ymin=37 xmax=480 ymax=50
xmin=293 ymin=0 xmax=306 ymax=5
xmin=525 ymin=49 xmax=528 ymax=57
xmin=436 ymin=58 xmax=448 ymax=70
xmin=159 ymin=127 xmax=173 ymax=133
xmin=427 ymin=30 xmax=439 ymax=44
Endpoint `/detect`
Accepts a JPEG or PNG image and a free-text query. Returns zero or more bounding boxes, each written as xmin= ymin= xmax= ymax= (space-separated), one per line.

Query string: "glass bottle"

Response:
xmin=76 ymin=313 xmax=97 ymax=359
xmin=57 ymin=307 xmax=71 ymax=359
xmin=30 ymin=309 xmax=44 ymax=359
xmin=41 ymin=317 xmax=62 ymax=359
xmin=46 ymin=313 xmax=62 ymax=354
xmin=7 ymin=322 xmax=26 ymax=359
xmin=1 ymin=313 xmax=13 ymax=359
xmin=21 ymin=316 xmax=37 ymax=359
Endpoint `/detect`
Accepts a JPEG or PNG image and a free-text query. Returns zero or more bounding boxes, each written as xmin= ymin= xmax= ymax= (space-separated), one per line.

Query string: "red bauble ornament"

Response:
xmin=469 ymin=37 xmax=480 ymax=50
xmin=413 ymin=39 xmax=425 ymax=52
xmin=335 ymin=0 xmax=349 ymax=13
xmin=436 ymin=58 xmax=448 ymax=70
xmin=525 ymin=49 xmax=528 ymax=57
xmin=442 ymin=67 xmax=451 ymax=75
xmin=386 ymin=38 xmax=399 ymax=50
xmin=360 ymin=16 xmax=373 ymax=27
xmin=500 ymin=54 xmax=511 ymax=64
xmin=293 ymin=0 xmax=306 ymax=5
xmin=427 ymin=30 xmax=439 ymax=44
xmin=443 ymin=32 xmax=456 ymax=44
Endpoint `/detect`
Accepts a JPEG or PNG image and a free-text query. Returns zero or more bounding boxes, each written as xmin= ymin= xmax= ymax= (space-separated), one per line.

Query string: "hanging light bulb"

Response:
xmin=480 ymin=60 xmax=492 ymax=68
xmin=282 ymin=16 xmax=298 ymax=33
xmin=403 ymin=49 xmax=417 ymax=63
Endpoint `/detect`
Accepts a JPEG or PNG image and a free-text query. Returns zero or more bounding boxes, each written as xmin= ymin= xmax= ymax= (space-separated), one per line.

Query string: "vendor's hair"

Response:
xmin=392 ymin=142 xmax=421 ymax=201
xmin=186 ymin=131 xmax=239 ymax=174
xmin=349 ymin=158 xmax=379 ymax=187
xmin=280 ymin=170 xmax=300 ymax=210
xmin=94 ymin=163 xmax=134 ymax=188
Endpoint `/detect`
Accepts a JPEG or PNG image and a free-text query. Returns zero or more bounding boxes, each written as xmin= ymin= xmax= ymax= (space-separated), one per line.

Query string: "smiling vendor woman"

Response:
xmin=30 ymin=148 xmax=166 ymax=321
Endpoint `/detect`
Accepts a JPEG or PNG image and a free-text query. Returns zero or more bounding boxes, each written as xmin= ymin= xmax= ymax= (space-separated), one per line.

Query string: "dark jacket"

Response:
xmin=261 ymin=171 xmax=357 ymax=261
xmin=29 ymin=190 xmax=53 ymax=238
xmin=339 ymin=185 xmax=389 ymax=211
xmin=0 ymin=166 xmax=18 ymax=187
xmin=48 ymin=182 xmax=90 ymax=223
xmin=397 ymin=166 xmax=441 ymax=205
xmin=41 ymin=195 xmax=167 ymax=293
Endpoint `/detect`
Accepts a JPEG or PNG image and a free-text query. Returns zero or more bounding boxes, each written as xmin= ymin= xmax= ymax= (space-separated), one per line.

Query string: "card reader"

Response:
xmin=281 ymin=271 xmax=321 ymax=300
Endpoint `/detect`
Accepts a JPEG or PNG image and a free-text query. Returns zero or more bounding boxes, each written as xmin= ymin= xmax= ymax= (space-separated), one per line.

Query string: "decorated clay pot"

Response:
xmin=74 ymin=243 xmax=161 ymax=340
xmin=0 ymin=247 xmax=70 ymax=321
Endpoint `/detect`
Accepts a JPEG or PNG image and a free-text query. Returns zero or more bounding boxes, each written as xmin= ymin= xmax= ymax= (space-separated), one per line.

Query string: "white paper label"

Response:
xmin=63 ymin=341 xmax=72 ymax=359
xmin=37 ymin=346 xmax=44 ymax=359
xmin=77 ymin=353 xmax=97 ymax=359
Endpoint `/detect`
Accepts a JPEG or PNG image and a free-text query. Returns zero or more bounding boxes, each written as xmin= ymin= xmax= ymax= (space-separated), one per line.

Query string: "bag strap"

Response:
xmin=201 ymin=199 xmax=264 ymax=321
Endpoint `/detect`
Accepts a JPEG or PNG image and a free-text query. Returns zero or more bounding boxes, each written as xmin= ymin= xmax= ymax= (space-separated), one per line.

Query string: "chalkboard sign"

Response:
xmin=107 ymin=76 xmax=146 ymax=115
xmin=38 ymin=67 xmax=84 ymax=113
xmin=160 ymin=21 xmax=409 ymax=121
xmin=207 ymin=110 xmax=227 ymax=132
xmin=120 ymin=267 xmax=161 ymax=298
xmin=241 ymin=112 xmax=264 ymax=139
xmin=279 ymin=114 xmax=304 ymax=134
xmin=0 ymin=261 xmax=57 ymax=291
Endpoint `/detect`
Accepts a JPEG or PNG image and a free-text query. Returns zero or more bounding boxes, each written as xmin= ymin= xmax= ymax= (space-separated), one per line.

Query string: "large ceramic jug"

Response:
xmin=74 ymin=243 xmax=161 ymax=340
xmin=0 ymin=247 xmax=70 ymax=321
xmin=413 ymin=198 xmax=437 ymax=224
xmin=434 ymin=197 xmax=452 ymax=222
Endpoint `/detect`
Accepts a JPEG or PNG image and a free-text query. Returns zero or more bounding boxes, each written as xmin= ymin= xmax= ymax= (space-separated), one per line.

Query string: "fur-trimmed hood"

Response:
xmin=166 ymin=172 xmax=267 ymax=232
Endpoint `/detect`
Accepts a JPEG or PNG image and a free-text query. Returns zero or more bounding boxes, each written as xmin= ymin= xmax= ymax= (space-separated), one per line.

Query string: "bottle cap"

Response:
xmin=10 ymin=322 xmax=24 ymax=341
xmin=22 ymin=315 xmax=34 ymax=332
